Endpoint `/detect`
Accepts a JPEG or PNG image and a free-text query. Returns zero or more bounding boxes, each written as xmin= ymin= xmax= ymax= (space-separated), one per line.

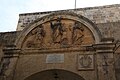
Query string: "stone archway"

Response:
xmin=12 ymin=11 xmax=101 ymax=80
xmin=24 ymin=69 xmax=85 ymax=80
xmin=15 ymin=11 xmax=102 ymax=49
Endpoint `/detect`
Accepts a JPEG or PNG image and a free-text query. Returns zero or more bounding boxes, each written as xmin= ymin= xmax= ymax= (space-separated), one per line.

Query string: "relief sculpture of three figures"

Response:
xmin=26 ymin=17 xmax=84 ymax=48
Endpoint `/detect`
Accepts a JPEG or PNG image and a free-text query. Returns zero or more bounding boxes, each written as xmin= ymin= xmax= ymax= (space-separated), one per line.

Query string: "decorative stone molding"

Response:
xmin=15 ymin=11 xmax=102 ymax=49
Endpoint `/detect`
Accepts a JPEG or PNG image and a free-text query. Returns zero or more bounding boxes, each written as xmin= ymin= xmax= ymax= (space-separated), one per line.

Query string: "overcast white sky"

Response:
xmin=0 ymin=0 xmax=120 ymax=32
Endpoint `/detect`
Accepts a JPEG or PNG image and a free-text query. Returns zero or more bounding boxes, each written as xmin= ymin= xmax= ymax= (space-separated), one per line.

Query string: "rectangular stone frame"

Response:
xmin=77 ymin=53 xmax=94 ymax=70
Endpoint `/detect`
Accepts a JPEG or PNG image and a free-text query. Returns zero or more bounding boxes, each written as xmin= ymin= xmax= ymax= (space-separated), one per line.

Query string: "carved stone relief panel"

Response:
xmin=78 ymin=54 xmax=94 ymax=70
xmin=25 ymin=24 xmax=46 ymax=48
xmin=22 ymin=17 xmax=95 ymax=49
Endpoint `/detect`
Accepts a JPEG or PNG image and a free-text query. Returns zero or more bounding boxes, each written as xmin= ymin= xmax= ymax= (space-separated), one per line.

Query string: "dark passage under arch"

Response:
xmin=24 ymin=69 xmax=85 ymax=80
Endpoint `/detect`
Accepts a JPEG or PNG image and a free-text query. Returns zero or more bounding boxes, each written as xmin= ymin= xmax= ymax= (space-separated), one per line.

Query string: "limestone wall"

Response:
xmin=0 ymin=31 xmax=20 ymax=45
xmin=97 ymin=22 xmax=120 ymax=40
xmin=0 ymin=31 xmax=21 ymax=60
xmin=17 ymin=4 xmax=120 ymax=31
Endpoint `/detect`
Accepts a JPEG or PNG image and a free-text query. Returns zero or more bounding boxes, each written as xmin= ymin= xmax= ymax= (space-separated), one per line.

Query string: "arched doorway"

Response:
xmin=12 ymin=11 xmax=101 ymax=80
xmin=24 ymin=69 xmax=85 ymax=80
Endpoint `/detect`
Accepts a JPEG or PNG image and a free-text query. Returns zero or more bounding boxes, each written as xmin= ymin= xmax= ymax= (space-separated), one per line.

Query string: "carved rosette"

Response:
xmin=22 ymin=17 xmax=95 ymax=49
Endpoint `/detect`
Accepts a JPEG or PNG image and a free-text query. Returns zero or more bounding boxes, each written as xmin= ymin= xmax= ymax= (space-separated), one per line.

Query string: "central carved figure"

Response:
xmin=50 ymin=17 xmax=63 ymax=44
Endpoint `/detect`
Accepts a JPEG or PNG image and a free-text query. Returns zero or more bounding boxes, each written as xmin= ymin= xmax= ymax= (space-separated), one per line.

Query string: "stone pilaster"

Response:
xmin=94 ymin=38 xmax=116 ymax=80
xmin=0 ymin=45 xmax=20 ymax=80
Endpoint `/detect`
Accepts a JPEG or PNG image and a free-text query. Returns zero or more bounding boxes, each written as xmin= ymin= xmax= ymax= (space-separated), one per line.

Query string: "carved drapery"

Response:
xmin=22 ymin=17 xmax=95 ymax=49
xmin=26 ymin=24 xmax=46 ymax=48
